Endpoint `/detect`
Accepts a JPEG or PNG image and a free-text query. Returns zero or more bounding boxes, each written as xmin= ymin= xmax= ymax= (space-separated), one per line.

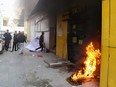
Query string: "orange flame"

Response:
xmin=71 ymin=42 xmax=101 ymax=82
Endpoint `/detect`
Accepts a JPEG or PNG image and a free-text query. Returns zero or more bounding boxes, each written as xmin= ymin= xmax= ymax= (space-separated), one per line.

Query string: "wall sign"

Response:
xmin=58 ymin=24 xmax=63 ymax=37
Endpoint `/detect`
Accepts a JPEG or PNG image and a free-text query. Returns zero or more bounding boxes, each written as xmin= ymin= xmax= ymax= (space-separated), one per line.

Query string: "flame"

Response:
xmin=71 ymin=42 xmax=101 ymax=82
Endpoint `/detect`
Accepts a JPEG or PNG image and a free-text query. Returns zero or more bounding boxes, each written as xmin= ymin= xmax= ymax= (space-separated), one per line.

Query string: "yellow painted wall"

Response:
xmin=108 ymin=0 xmax=116 ymax=87
xmin=56 ymin=15 xmax=67 ymax=60
xmin=100 ymin=0 xmax=116 ymax=87
xmin=100 ymin=0 xmax=109 ymax=87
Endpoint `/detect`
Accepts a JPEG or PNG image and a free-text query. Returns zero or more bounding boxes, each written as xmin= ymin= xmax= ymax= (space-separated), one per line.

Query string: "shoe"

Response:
xmin=19 ymin=52 xmax=23 ymax=54
xmin=35 ymin=49 xmax=37 ymax=51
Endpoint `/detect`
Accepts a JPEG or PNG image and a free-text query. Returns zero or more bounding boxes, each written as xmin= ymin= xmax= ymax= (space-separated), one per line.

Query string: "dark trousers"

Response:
xmin=5 ymin=40 xmax=10 ymax=51
xmin=12 ymin=42 xmax=18 ymax=51
xmin=35 ymin=43 xmax=43 ymax=51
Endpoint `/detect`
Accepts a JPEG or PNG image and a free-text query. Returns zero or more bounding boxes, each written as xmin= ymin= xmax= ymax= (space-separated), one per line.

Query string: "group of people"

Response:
xmin=26 ymin=32 xmax=45 ymax=52
xmin=3 ymin=30 xmax=27 ymax=54
xmin=3 ymin=30 xmax=45 ymax=54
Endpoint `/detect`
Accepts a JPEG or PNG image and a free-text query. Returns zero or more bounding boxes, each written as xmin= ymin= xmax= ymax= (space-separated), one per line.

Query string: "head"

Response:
xmin=6 ymin=29 xmax=9 ymax=33
xmin=42 ymin=32 xmax=44 ymax=35
xmin=18 ymin=31 xmax=21 ymax=34
xmin=21 ymin=31 xmax=24 ymax=35
xmin=15 ymin=31 xmax=17 ymax=34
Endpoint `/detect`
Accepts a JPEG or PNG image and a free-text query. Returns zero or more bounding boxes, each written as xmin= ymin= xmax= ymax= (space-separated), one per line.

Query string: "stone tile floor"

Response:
xmin=0 ymin=49 xmax=99 ymax=87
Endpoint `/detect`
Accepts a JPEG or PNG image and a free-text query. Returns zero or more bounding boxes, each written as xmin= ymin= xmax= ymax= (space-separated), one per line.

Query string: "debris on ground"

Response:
xmin=32 ymin=54 xmax=35 ymax=57
xmin=37 ymin=54 xmax=43 ymax=58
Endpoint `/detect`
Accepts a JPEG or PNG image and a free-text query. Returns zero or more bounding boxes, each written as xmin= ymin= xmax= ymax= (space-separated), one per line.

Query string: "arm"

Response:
xmin=3 ymin=33 xmax=6 ymax=37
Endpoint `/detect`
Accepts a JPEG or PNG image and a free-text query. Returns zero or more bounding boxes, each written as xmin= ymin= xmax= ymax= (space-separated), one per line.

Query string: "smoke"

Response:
xmin=0 ymin=0 xmax=39 ymax=26
xmin=13 ymin=0 xmax=25 ymax=19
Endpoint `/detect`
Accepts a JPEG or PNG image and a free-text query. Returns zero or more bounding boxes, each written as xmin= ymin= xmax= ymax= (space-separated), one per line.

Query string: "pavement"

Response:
xmin=0 ymin=48 xmax=99 ymax=87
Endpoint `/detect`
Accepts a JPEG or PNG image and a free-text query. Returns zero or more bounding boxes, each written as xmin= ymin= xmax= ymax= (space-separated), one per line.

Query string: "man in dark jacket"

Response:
xmin=11 ymin=31 xmax=18 ymax=51
xmin=3 ymin=30 xmax=12 ymax=51
xmin=35 ymin=32 xmax=44 ymax=51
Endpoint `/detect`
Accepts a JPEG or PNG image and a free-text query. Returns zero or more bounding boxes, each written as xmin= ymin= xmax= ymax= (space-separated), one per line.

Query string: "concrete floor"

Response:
xmin=0 ymin=49 xmax=99 ymax=87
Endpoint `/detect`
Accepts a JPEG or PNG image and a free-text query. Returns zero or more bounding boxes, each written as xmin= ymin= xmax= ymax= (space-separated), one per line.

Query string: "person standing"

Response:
xmin=17 ymin=31 xmax=21 ymax=49
xmin=18 ymin=31 xmax=26 ymax=54
xmin=3 ymin=30 xmax=12 ymax=51
xmin=35 ymin=32 xmax=44 ymax=52
xmin=11 ymin=31 xmax=18 ymax=51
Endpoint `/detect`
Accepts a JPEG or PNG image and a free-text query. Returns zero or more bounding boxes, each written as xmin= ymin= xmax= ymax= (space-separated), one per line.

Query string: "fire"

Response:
xmin=71 ymin=42 xmax=101 ymax=82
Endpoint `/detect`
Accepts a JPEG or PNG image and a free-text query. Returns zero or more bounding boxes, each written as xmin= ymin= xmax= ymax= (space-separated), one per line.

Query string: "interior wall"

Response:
xmin=30 ymin=17 xmax=37 ymax=40
xmin=36 ymin=18 xmax=50 ymax=49
xmin=48 ymin=14 xmax=56 ymax=50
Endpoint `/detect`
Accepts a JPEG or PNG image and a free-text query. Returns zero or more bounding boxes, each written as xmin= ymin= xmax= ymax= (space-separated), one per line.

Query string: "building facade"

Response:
xmin=24 ymin=0 xmax=116 ymax=87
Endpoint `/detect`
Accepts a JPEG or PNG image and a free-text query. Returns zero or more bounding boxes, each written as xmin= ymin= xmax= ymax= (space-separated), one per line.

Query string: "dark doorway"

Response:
xmin=67 ymin=1 xmax=101 ymax=64
xmin=67 ymin=13 xmax=87 ymax=63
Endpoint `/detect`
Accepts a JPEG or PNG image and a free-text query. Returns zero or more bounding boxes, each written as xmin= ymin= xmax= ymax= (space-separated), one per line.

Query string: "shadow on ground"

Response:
xmin=25 ymin=72 xmax=52 ymax=87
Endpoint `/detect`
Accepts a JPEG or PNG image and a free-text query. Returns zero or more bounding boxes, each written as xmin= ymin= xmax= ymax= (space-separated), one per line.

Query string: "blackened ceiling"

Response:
xmin=30 ymin=0 xmax=101 ymax=16
xmin=30 ymin=0 xmax=101 ymax=31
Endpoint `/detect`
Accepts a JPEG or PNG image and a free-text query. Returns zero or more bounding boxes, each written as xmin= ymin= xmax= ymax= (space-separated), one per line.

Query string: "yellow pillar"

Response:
xmin=101 ymin=0 xmax=116 ymax=87
xmin=108 ymin=0 xmax=116 ymax=87
xmin=56 ymin=15 xmax=67 ymax=60
xmin=100 ymin=0 xmax=109 ymax=87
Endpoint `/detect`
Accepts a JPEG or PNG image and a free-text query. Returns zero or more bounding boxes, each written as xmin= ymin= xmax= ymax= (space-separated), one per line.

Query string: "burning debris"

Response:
xmin=67 ymin=42 xmax=101 ymax=86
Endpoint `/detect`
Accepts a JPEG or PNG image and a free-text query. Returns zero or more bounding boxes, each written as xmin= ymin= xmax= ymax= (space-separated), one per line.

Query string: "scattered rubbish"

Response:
xmin=32 ymin=54 xmax=35 ymax=57
xmin=37 ymin=54 xmax=43 ymax=58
